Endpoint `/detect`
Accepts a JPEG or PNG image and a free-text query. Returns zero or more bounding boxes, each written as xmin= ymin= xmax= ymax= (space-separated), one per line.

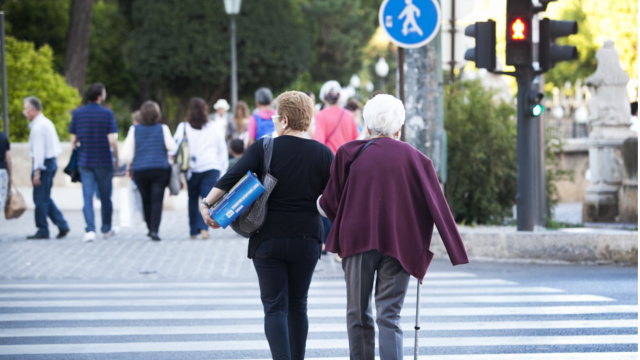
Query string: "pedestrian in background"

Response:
xmin=70 ymin=83 xmax=120 ymax=242
xmin=319 ymin=94 xmax=469 ymax=360
xmin=0 ymin=130 xmax=10 ymax=214
xmin=247 ymin=87 xmax=276 ymax=146
xmin=173 ymin=97 xmax=228 ymax=240
xmin=313 ymin=81 xmax=360 ymax=254
xmin=23 ymin=96 xmax=70 ymax=239
xmin=230 ymin=100 xmax=250 ymax=145
xmin=200 ymin=91 xmax=334 ymax=360
xmin=303 ymin=91 xmax=317 ymax=139
xmin=210 ymin=99 xmax=233 ymax=142
xmin=123 ymin=101 xmax=175 ymax=241
xmin=124 ymin=111 xmax=144 ymax=225
xmin=227 ymin=139 xmax=245 ymax=171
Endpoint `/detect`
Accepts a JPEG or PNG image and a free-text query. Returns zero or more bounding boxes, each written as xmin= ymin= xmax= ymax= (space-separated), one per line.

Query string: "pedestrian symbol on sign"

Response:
xmin=379 ymin=0 xmax=441 ymax=49
xmin=399 ymin=0 xmax=423 ymax=36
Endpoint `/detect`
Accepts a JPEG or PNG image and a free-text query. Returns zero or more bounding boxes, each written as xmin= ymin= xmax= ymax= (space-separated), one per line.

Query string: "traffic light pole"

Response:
xmin=515 ymin=66 xmax=536 ymax=231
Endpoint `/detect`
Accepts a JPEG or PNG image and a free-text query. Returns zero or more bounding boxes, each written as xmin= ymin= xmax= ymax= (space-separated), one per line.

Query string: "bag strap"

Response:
xmin=262 ymin=136 xmax=274 ymax=179
xmin=344 ymin=138 xmax=379 ymax=181
xmin=324 ymin=109 xmax=345 ymax=145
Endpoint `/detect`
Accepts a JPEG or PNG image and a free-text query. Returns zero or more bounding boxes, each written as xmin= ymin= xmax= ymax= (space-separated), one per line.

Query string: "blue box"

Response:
xmin=209 ymin=171 xmax=266 ymax=228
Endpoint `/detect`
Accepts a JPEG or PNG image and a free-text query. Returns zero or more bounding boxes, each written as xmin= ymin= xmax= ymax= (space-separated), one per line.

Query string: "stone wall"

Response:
xmin=552 ymin=139 xmax=590 ymax=203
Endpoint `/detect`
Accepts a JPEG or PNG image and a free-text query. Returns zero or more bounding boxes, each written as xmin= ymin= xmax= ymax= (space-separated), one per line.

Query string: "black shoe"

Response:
xmin=27 ymin=233 xmax=49 ymax=240
xmin=147 ymin=231 xmax=152 ymax=238
xmin=56 ymin=229 xmax=70 ymax=239
xmin=150 ymin=232 xmax=161 ymax=241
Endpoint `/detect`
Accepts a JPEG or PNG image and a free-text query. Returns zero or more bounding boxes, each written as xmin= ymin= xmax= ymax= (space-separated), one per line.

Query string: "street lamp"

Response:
xmin=224 ymin=0 xmax=242 ymax=112
xmin=375 ymin=57 xmax=389 ymax=92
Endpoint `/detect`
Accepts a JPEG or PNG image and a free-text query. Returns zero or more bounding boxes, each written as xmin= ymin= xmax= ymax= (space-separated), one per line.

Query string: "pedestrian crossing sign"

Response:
xmin=379 ymin=0 xmax=442 ymax=49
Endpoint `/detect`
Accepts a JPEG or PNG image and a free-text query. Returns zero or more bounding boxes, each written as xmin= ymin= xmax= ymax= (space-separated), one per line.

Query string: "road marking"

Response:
xmin=0 ymin=294 xmax=613 ymax=307
xmin=0 ymin=287 xmax=564 ymax=298
xmin=208 ymin=354 xmax=639 ymax=360
xmin=0 ymin=335 xmax=636 ymax=355
xmin=1 ymin=319 xmax=636 ymax=337
xmin=1 ymin=305 xmax=636 ymax=321
xmin=0 ymin=278 xmax=513 ymax=290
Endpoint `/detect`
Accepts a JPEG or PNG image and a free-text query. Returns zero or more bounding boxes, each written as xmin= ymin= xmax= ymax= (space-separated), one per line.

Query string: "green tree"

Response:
xmin=302 ymin=0 xmax=377 ymax=85
xmin=85 ymin=0 xmax=137 ymax=102
xmin=2 ymin=0 xmax=70 ymax=72
xmin=0 ymin=37 xmax=80 ymax=142
xmin=128 ymin=0 xmax=312 ymax=120
xmin=444 ymin=80 xmax=518 ymax=225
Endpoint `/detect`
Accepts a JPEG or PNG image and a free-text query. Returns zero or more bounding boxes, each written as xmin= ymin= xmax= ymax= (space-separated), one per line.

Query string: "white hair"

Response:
xmin=363 ymin=94 xmax=405 ymax=138
xmin=319 ymin=80 xmax=341 ymax=103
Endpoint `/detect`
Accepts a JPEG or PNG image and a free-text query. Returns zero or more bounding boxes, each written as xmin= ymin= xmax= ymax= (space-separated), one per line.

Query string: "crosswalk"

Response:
xmin=0 ymin=271 xmax=637 ymax=359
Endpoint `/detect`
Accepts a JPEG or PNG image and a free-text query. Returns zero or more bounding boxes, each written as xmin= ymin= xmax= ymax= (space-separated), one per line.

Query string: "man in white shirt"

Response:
xmin=209 ymin=99 xmax=231 ymax=141
xmin=23 ymin=96 xmax=69 ymax=240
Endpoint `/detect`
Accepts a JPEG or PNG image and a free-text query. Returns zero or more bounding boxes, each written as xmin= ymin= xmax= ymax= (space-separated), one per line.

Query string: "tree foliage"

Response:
xmin=2 ymin=0 xmax=70 ymax=72
xmin=129 ymin=0 xmax=312 ymax=107
xmin=0 ymin=37 xmax=80 ymax=142
xmin=302 ymin=0 xmax=377 ymax=85
xmin=444 ymin=80 xmax=517 ymax=225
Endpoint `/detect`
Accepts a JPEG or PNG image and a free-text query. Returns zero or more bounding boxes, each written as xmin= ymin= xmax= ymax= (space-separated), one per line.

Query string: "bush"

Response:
xmin=444 ymin=80 xmax=517 ymax=225
xmin=0 ymin=36 xmax=81 ymax=142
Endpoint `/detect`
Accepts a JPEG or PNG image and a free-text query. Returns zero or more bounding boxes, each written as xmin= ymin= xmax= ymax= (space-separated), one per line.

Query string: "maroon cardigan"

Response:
xmin=319 ymin=138 xmax=469 ymax=281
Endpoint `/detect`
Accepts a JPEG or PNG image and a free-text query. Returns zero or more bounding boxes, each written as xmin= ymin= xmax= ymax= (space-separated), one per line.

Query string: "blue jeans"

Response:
xmin=79 ymin=166 xmax=113 ymax=233
xmin=252 ymin=237 xmax=321 ymax=360
xmin=321 ymin=217 xmax=332 ymax=244
xmin=32 ymin=158 xmax=68 ymax=237
xmin=187 ymin=169 xmax=220 ymax=235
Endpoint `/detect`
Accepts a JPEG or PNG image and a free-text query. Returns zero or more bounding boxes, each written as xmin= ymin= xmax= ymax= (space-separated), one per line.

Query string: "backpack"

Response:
xmin=254 ymin=114 xmax=275 ymax=140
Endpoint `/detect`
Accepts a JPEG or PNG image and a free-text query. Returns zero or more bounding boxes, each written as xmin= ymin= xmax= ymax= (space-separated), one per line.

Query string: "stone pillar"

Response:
xmin=403 ymin=22 xmax=446 ymax=181
xmin=583 ymin=40 xmax=633 ymax=222
xmin=618 ymin=138 xmax=638 ymax=223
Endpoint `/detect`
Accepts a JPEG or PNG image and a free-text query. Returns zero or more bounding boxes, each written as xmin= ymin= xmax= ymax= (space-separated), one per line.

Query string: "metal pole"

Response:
xmin=449 ymin=0 xmax=456 ymax=83
xmin=516 ymin=67 xmax=536 ymax=231
xmin=379 ymin=77 xmax=385 ymax=92
xmin=413 ymin=278 xmax=421 ymax=360
xmin=1 ymin=12 xmax=8 ymax=137
xmin=230 ymin=16 xmax=238 ymax=113
xmin=398 ymin=47 xmax=405 ymax=142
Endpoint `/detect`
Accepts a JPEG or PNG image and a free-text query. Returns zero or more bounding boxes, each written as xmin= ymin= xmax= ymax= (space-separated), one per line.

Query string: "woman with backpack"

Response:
xmin=173 ymin=97 xmax=228 ymax=240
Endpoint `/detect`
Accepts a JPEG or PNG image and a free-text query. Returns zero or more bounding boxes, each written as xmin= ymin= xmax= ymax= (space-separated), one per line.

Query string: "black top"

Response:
xmin=0 ymin=132 xmax=8 ymax=170
xmin=215 ymin=136 xmax=334 ymax=258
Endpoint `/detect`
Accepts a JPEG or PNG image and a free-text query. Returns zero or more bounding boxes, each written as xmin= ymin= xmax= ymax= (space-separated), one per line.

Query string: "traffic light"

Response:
xmin=539 ymin=18 xmax=578 ymax=71
xmin=527 ymin=91 xmax=544 ymax=117
xmin=506 ymin=0 xmax=533 ymax=66
xmin=464 ymin=20 xmax=496 ymax=70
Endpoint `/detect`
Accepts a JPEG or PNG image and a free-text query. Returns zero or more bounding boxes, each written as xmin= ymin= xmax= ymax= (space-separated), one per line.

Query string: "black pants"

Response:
xmin=133 ymin=168 xmax=171 ymax=234
xmin=252 ymin=237 xmax=321 ymax=360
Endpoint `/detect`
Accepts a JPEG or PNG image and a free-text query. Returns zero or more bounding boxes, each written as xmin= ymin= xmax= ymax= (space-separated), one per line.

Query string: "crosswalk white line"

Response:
xmin=0 ymin=294 xmax=614 ymax=307
xmin=211 ymin=355 xmax=639 ymax=360
xmin=0 ymin=287 xmax=564 ymax=298
xmin=2 ymin=319 xmax=636 ymax=337
xmin=0 ymin=278 xmax=513 ymax=289
xmin=0 ymin=335 xmax=636 ymax=355
xmin=1 ymin=305 xmax=636 ymax=321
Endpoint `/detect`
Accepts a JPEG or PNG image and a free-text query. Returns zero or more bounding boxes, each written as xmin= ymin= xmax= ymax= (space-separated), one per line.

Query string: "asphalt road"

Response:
xmin=0 ymin=211 xmax=637 ymax=359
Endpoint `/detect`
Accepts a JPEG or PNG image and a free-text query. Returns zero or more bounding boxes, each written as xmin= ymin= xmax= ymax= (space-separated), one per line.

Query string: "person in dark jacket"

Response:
xmin=122 ymin=101 xmax=176 ymax=241
xmin=200 ymin=91 xmax=334 ymax=360
xmin=319 ymin=94 xmax=469 ymax=360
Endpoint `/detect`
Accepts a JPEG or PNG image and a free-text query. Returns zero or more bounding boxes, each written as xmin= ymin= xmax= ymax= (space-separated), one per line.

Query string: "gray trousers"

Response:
xmin=342 ymin=249 xmax=411 ymax=360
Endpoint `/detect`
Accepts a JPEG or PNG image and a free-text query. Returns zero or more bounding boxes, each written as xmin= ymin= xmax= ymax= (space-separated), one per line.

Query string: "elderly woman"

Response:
xmin=122 ymin=101 xmax=175 ymax=241
xmin=319 ymin=94 xmax=469 ymax=360
xmin=200 ymin=91 xmax=334 ymax=360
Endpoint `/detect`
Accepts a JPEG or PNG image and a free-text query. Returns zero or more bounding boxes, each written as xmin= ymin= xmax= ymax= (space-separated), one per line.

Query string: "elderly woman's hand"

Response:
xmin=200 ymin=204 xmax=221 ymax=229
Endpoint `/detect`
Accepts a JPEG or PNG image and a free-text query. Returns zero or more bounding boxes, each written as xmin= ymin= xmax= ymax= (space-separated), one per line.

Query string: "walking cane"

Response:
xmin=414 ymin=277 xmax=421 ymax=360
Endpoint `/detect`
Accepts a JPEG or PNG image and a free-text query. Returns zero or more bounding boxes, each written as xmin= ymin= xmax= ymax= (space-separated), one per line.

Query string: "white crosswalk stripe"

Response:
xmin=0 ymin=271 xmax=636 ymax=359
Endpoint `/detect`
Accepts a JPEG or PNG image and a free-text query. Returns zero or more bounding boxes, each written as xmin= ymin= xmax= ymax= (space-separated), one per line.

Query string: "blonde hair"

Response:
xmin=275 ymin=91 xmax=314 ymax=131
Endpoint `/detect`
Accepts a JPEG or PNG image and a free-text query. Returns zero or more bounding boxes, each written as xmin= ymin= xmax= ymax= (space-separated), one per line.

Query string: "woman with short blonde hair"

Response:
xmin=200 ymin=90 xmax=334 ymax=359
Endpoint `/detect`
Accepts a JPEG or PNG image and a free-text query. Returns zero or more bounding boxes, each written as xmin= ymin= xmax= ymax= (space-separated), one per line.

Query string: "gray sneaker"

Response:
xmin=102 ymin=229 xmax=117 ymax=239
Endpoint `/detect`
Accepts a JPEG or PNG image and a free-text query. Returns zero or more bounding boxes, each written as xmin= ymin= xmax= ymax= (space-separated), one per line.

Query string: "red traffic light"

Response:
xmin=511 ymin=18 xmax=526 ymax=40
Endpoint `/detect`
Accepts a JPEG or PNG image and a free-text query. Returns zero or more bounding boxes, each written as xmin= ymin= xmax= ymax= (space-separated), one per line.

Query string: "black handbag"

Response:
xmin=63 ymin=148 xmax=81 ymax=183
xmin=230 ymin=137 xmax=278 ymax=238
